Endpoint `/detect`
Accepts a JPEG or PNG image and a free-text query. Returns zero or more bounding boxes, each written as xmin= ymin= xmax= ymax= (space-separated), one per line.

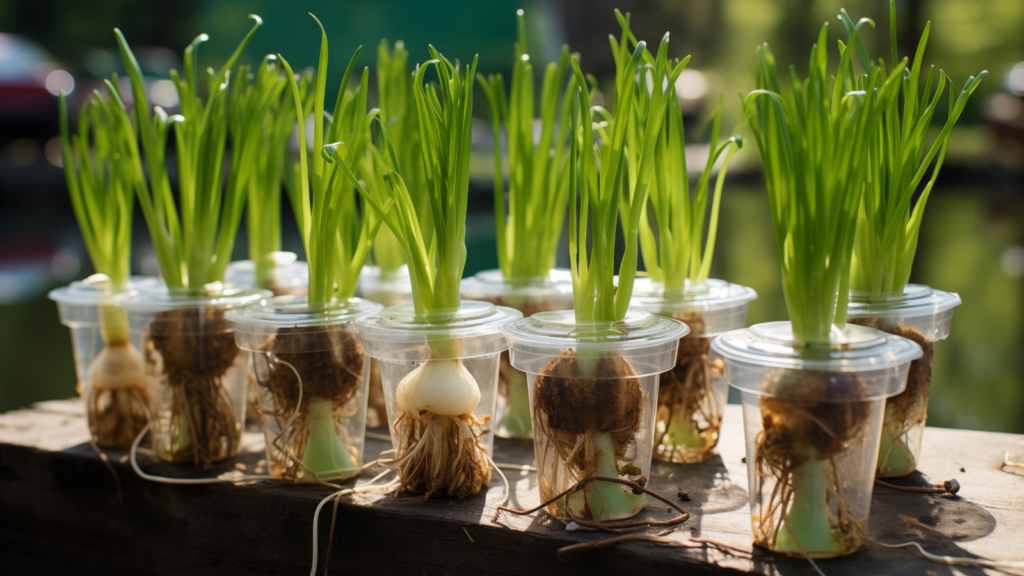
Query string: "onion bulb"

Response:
xmin=396 ymin=359 xmax=480 ymax=420
xmin=87 ymin=343 xmax=145 ymax=391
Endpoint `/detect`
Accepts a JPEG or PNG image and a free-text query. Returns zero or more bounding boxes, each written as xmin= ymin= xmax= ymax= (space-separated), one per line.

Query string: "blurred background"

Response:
xmin=1 ymin=0 xmax=1022 ymax=432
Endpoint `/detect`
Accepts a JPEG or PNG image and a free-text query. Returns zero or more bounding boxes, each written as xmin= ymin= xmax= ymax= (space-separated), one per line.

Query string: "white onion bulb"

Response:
xmin=87 ymin=344 xmax=145 ymax=390
xmin=396 ymin=359 xmax=480 ymax=420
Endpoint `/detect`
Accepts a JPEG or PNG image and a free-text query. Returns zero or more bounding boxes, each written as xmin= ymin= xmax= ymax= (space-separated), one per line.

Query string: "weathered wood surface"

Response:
xmin=1 ymin=399 xmax=1023 ymax=576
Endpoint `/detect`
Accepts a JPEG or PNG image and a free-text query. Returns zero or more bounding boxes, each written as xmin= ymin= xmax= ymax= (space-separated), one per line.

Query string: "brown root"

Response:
xmin=654 ymin=312 xmax=723 ymax=464
xmin=753 ymin=370 xmax=871 ymax=556
xmin=87 ymin=385 xmax=150 ymax=448
xmin=850 ymin=318 xmax=934 ymax=477
xmin=146 ymin=306 xmax=242 ymax=465
xmin=386 ymin=411 xmax=492 ymax=499
xmin=366 ymin=359 xmax=388 ymax=428
xmin=532 ymin=350 xmax=649 ymax=520
xmin=256 ymin=326 xmax=365 ymax=480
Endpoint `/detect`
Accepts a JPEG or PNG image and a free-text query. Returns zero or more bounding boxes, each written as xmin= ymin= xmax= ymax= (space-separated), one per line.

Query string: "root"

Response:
xmin=752 ymin=370 xmax=871 ymax=557
xmin=146 ymin=306 xmax=243 ymax=465
xmin=255 ymin=326 xmax=365 ymax=481
xmin=87 ymin=385 xmax=150 ymax=448
xmin=384 ymin=411 xmax=492 ymax=499
xmin=653 ymin=316 xmax=722 ymax=463
xmin=850 ymin=318 xmax=934 ymax=477
xmin=531 ymin=350 xmax=651 ymax=521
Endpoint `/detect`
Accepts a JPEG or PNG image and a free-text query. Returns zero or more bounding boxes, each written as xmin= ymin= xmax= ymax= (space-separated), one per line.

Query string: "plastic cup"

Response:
xmin=224 ymin=251 xmax=308 ymax=296
xmin=502 ymin=310 xmax=687 ymax=521
xmin=49 ymin=276 xmax=163 ymax=447
xmin=229 ymin=296 xmax=382 ymax=482
xmin=712 ymin=321 xmax=921 ymax=558
xmin=123 ymin=285 xmax=270 ymax=465
xmin=355 ymin=265 xmax=414 ymax=428
xmin=460 ymin=269 xmax=575 ymax=439
xmin=630 ymin=277 xmax=757 ymax=463
xmin=358 ymin=300 xmax=521 ymax=498
xmin=846 ymin=284 xmax=960 ymax=477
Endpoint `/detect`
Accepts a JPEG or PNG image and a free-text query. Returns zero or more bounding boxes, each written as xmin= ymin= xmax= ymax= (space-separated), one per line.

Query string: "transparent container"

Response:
xmin=502 ymin=310 xmax=687 ymax=522
xmin=123 ymin=285 xmax=270 ymax=465
xmin=229 ymin=296 xmax=382 ymax=482
xmin=49 ymin=276 xmax=163 ymax=447
xmin=460 ymin=269 xmax=575 ymax=439
xmin=630 ymin=278 xmax=757 ymax=463
xmin=358 ymin=300 xmax=522 ymax=498
xmin=225 ymin=251 xmax=308 ymax=296
xmin=356 ymin=265 xmax=414 ymax=428
xmin=847 ymin=284 xmax=960 ymax=477
xmin=712 ymin=322 xmax=922 ymax=558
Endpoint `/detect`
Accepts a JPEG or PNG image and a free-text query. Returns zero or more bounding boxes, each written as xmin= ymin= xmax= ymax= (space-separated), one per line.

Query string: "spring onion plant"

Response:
xmin=269 ymin=16 xmax=382 ymax=479
xmin=113 ymin=17 xmax=283 ymax=465
xmin=477 ymin=9 xmax=576 ymax=282
xmin=554 ymin=21 xmax=684 ymax=519
xmin=636 ymin=89 xmax=742 ymax=457
xmin=842 ymin=2 xmax=985 ymax=478
xmin=846 ymin=2 xmax=987 ymax=294
xmin=368 ymin=39 xmax=429 ymax=284
xmin=113 ymin=15 xmax=264 ymax=294
xmin=338 ymin=48 xmax=493 ymax=498
xmin=742 ymin=19 xmax=907 ymax=555
xmin=59 ymin=90 xmax=148 ymax=446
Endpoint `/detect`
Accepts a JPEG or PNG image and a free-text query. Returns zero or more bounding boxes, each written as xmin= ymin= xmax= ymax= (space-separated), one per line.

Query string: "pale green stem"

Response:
xmin=568 ymin=432 xmax=643 ymax=521
xmin=775 ymin=455 xmax=840 ymax=554
xmin=301 ymin=399 xmax=354 ymax=479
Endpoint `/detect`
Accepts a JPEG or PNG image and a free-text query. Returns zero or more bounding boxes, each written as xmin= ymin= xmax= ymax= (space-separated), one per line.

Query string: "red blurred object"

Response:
xmin=0 ymin=33 xmax=66 ymax=139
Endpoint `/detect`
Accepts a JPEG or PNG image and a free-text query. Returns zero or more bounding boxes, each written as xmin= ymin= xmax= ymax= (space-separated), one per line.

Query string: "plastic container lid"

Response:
xmin=501 ymin=309 xmax=688 ymax=377
xmin=122 ymin=284 xmax=270 ymax=314
xmin=711 ymin=321 xmax=923 ymax=374
xmin=228 ymin=296 xmax=382 ymax=352
xmin=224 ymin=252 xmax=308 ymax=290
xmin=358 ymin=299 xmax=522 ymax=361
xmin=630 ymin=277 xmax=757 ymax=336
xmin=847 ymin=284 xmax=960 ymax=318
xmin=846 ymin=284 xmax=960 ymax=342
xmin=459 ymin=268 xmax=575 ymax=301
xmin=49 ymin=275 xmax=164 ymax=307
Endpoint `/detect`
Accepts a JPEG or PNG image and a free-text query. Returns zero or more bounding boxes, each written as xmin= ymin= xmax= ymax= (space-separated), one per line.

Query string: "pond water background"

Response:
xmin=1 ymin=186 xmax=1021 ymax=434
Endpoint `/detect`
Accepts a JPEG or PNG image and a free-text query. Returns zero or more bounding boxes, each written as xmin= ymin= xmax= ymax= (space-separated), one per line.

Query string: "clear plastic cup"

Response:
xmin=49 ymin=276 xmax=163 ymax=447
xmin=847 ymin=284 xmax=960 ymax=477
xmin=460 ymin=269 xmax=575 ymax=439
xmin=356 ymin=265 xmax=414 ymax=428
xmin=358 ymin=300 xmax=522 ymax=498
xmin=229 ymin=296 xmax=382 ymax=482
xmin=712 ymin=322 xmax=921 ymax=558
xmin=630 ymin=278 xmax=757 ymax=463
xmin=502 ymin=310 xmax=687 ymax=522
xmin=123 ymin=285 xmax=270 ymax=465
xmin=224 ymin=251 xmax=308 ymax=296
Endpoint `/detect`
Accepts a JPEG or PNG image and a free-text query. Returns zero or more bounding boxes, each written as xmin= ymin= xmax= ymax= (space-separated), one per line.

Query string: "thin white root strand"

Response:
xmin=1003 ymin=452 xmax=1024 ymax=472
xmin=309 ymin=467 xmax=401 ymax=576
xmin=871 ymin=539 xmax=1024 ymax=569
xmin=365 ymin=431 xmax=392 ymax=442
xmin=486 ymin=453 xmax=510 ymax=512
xmin=495 ymin=462 xmax=536 ymax=473
xmin=130 ymin=424 xmax=276 ymax=484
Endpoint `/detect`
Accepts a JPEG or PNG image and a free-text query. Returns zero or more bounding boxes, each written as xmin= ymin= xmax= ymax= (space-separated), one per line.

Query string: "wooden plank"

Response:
xmin=1 ymin=399 xmax=1022 ymax=575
